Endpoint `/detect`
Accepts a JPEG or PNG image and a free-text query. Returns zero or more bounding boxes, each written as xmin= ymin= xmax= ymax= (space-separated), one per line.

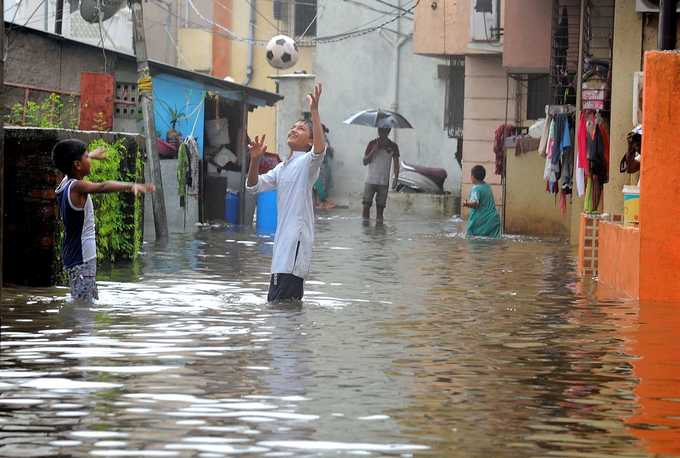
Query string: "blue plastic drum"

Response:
xmin=256 ymin=190 xmax=278 ymax=235
xmin=225 ymin=191 xmax=239 ymax=224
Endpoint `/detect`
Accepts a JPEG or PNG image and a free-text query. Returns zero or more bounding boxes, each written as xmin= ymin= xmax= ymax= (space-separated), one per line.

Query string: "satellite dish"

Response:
xmin=80 ymin=0 xmax=127 ymax=23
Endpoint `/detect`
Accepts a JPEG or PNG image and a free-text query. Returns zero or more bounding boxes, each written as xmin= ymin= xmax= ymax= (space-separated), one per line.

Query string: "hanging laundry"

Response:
xmin=177 ymin=142 xmax=190 ymax=207
xmin=544 ymin=118 xmax=557 ymax=183
xmin=494 ymin=124 xmax=514 ymax=176
xmin=560 ymin=118 xmax=574 ymax=195
xmin=598 ymin=121 xmax=610 ymax=184
xmin=575 ymin=111 xmax=588 ymax=197
xmin=582 ymin=113 xmax=610 ymax=212
xmin=584 ymin=177 xmax=594 ymax=213
xmin=588 ymin=123 xmax=607 ymax=184
xmin=538 ymin=110 xmax=552 ymax=156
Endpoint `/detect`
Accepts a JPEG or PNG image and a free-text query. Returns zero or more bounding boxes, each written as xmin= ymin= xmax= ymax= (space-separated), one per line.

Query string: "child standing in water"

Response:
xmin=246 ymin=84 xmax=326 ymax=302
xmin=463 ymin=165 xmax=501 ymax=238
xmin=52 ymin=139 xmax=156 ymax=302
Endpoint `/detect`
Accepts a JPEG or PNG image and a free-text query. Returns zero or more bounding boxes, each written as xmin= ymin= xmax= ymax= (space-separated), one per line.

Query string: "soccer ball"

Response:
xmin=266 ymin=35 xmax=299 ymax=70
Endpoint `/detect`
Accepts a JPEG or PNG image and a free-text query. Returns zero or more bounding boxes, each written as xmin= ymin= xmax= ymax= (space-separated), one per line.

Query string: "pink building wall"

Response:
xmin=502 ymin=0 xmax=552 ymax=72
xmin=461 ymin=55 xmax=514 ymax=217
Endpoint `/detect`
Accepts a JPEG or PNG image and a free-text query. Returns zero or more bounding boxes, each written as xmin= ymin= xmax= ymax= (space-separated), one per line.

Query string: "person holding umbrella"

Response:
xmin=343 ymin=109 xmax=412 ymax=223
xmin=362 ymin=128 xmax=400 ymax=223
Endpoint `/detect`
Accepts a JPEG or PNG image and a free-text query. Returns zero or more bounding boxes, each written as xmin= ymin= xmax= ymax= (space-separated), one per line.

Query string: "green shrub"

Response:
xmin=7 ymin=93 xmax=79 ymax=129
xmin=87 ymin=139 xmax=143 ymax=264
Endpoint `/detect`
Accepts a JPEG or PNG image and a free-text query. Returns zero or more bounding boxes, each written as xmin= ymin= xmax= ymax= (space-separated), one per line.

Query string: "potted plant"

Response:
xmin=159 ymin=100 xmax=186 ymax=149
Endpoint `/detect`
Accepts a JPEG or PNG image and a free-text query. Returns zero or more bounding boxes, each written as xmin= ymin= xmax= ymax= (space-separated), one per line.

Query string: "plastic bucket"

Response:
xmin=256 ymin=190 xmax=278 ymax=235
xmin=623 ymin=185 xmax=640 ymax=226
xmin=225 ymin=191 xmax=239 ymax=224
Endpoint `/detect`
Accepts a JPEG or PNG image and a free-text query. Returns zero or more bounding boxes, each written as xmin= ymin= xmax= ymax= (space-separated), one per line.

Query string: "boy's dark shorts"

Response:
xmin=66 ymin=259 xmax=99 ymax=302
xmin=268 ymin=273 xmax=304 ymax=302
xmin=363 ymin=183 xmax=389 ymax=208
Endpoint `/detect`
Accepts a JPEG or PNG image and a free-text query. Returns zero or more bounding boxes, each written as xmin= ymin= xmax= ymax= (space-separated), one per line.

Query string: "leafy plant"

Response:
xmin=6 ymin=93 xmax=75 ymax=128
xmin=157 ymin=99 xmax=186 ymax=130
xmin=65 ymin=95 xmax=80 ymax=129
xmin=86 ymin=139 xmax=143 ymax=264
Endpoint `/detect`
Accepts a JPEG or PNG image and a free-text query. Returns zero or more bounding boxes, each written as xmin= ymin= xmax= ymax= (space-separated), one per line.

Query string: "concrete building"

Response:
xmin=2 ymin=0 xmax=309 ymax=147
xmin=164 ymin=0 xmax=317 ymax=153
xmin=313 ymin=0 xmax=461 ymax=206
xmin=2 ymin=23 xmax=281 ymax=239
xmin=4 ymin=0 xmax=134 ymax=53
xmin=413 ymin=0 xmax=617 ymax=238
xmin=593 ymin=2 xmax=680 ymax=302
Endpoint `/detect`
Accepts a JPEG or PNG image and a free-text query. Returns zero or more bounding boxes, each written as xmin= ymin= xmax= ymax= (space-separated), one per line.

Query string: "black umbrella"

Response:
xmin=343 ymin=109 xmax=413 ymax=129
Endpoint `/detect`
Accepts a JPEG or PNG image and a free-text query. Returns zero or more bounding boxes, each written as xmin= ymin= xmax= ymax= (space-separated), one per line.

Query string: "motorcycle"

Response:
xmin=395 ymin=161 xmax=448 ymax=194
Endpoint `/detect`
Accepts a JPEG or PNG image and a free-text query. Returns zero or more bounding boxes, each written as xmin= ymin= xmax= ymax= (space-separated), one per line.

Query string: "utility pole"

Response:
xmin=1 ymin=0 xmax=5 ymax=293
xmin=130 ymin=0 xmax=169 ymax=240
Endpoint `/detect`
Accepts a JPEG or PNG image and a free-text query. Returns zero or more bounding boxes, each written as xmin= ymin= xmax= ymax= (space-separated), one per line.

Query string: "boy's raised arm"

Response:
xmin=309 ymin=84 xmax=324 ymax=154
xmin=246 ymin=135 xmax=268 ymax=188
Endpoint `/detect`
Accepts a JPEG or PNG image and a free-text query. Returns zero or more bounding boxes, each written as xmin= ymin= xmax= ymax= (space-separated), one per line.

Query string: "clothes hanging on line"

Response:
xmin=581 ymin=110 xmax=610 ymax=212
xmin=576 ymin=111 xmax=588 ymax=197
xmin=542 ymin=112 xmax=574 ymax=195
xmin=494 ymin=124 xmax=514 ymax=176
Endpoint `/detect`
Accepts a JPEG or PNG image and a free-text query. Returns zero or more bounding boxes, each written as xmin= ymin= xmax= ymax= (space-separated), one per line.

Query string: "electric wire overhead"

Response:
xmin=152 ymin=0 xmax=417 ymax=47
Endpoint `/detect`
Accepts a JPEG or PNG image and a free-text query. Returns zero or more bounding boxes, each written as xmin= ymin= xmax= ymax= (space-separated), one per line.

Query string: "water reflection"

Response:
xmin=626 ymin=301 xmax=680 ymax=456
xmin=1 ymin=211 xmax=679 ymax=456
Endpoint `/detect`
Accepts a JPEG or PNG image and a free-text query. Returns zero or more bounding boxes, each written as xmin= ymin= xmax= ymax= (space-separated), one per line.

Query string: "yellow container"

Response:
xmin=623 ymin=185 xmax=640 ymax=226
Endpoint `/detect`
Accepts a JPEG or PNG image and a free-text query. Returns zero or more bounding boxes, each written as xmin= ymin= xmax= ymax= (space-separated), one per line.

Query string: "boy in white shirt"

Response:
xmin=246 ymin=84 xmax=325 ymax=302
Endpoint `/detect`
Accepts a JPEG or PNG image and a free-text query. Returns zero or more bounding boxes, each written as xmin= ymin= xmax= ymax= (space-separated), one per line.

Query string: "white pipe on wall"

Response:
xmin=243 ymin=0 xmax=256 ymax=85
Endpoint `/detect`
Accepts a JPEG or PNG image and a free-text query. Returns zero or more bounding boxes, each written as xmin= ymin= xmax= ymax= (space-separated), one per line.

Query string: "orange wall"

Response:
xmin=598 ymin=221 xmax=640 ymax=299
xmin=212 ymin=0 xmax=232 ymax=79
xmin=502 ymin=0 xmax=551 ymax=72
xmin=639 ymin=52 xmax=680 ymax=302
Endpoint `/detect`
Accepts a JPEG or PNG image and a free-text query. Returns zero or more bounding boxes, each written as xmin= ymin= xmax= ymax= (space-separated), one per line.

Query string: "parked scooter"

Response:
xmin=395 ymin=161 xmax=447 ymax=194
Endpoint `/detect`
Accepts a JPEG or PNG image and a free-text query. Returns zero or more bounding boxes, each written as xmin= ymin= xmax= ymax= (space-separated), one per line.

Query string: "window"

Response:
xmin=273 ymin=0 xmax=287 ymax=21
xmin=527 ymin=74 xmax=550 ymax=120
xmin=441 ymin=57 xmax=465 ymax=139
xmin=294 ymin=0 xmax=317 ymax=37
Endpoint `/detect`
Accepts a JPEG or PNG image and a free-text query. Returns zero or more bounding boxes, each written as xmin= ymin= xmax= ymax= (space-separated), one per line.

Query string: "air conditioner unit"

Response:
xmin=636 ymin=0 xmax=680 ymax=13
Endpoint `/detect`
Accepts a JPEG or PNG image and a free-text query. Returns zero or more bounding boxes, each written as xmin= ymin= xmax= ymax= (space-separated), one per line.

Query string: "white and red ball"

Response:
xmin=265 ymin=35 xmax=299 ymax=70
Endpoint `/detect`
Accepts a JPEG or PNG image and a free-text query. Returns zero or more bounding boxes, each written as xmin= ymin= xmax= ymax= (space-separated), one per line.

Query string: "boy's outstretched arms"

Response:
xmin=73 ymin=180 xmax=156 ymax=196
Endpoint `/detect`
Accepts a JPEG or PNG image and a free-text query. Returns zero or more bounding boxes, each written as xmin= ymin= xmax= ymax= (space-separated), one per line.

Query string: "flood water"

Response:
xmin=2 ymin=211 xmax=680 ymax=457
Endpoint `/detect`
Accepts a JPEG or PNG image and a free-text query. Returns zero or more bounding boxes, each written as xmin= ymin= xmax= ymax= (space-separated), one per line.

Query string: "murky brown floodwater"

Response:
xmin=2 ymin=211 xmax=680 ymax=457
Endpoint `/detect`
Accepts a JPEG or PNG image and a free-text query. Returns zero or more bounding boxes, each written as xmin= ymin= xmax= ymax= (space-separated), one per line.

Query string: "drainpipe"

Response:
xmin=381 ymin=0 xmax=411 ymax=143
xmin=658 ymin=0 xmax=677 ymax=50
xmin=243 ymin=0 xmax=256 ymax=85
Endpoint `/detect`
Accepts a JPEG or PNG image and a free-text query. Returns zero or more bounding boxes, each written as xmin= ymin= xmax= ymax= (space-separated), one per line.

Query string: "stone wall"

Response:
xmin=2 ymin=128 xmax=144 ymax=287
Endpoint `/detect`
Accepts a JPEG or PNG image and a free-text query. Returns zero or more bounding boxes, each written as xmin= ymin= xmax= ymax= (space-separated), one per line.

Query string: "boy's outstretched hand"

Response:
xmin=248 ymin=135 xmax=267 ymax=162
xmin=308 ymin=84 xmax=322 ymax=112
xmin=88 ymin=147 xmax=108 ymax=161
xmin=132 ymin=183 xmax=156 ymax=196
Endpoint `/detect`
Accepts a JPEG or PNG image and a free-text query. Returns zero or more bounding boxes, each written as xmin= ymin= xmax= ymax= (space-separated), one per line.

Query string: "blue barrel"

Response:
xmin=225 ymin=191 xmax=239 ymax=224
xmin=256 ymin=190 xmax=278 ymax=235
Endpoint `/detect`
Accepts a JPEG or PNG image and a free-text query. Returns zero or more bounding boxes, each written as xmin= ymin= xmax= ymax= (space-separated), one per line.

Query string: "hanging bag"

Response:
xmin=619 ymin=131 xmax=641 ymax=174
